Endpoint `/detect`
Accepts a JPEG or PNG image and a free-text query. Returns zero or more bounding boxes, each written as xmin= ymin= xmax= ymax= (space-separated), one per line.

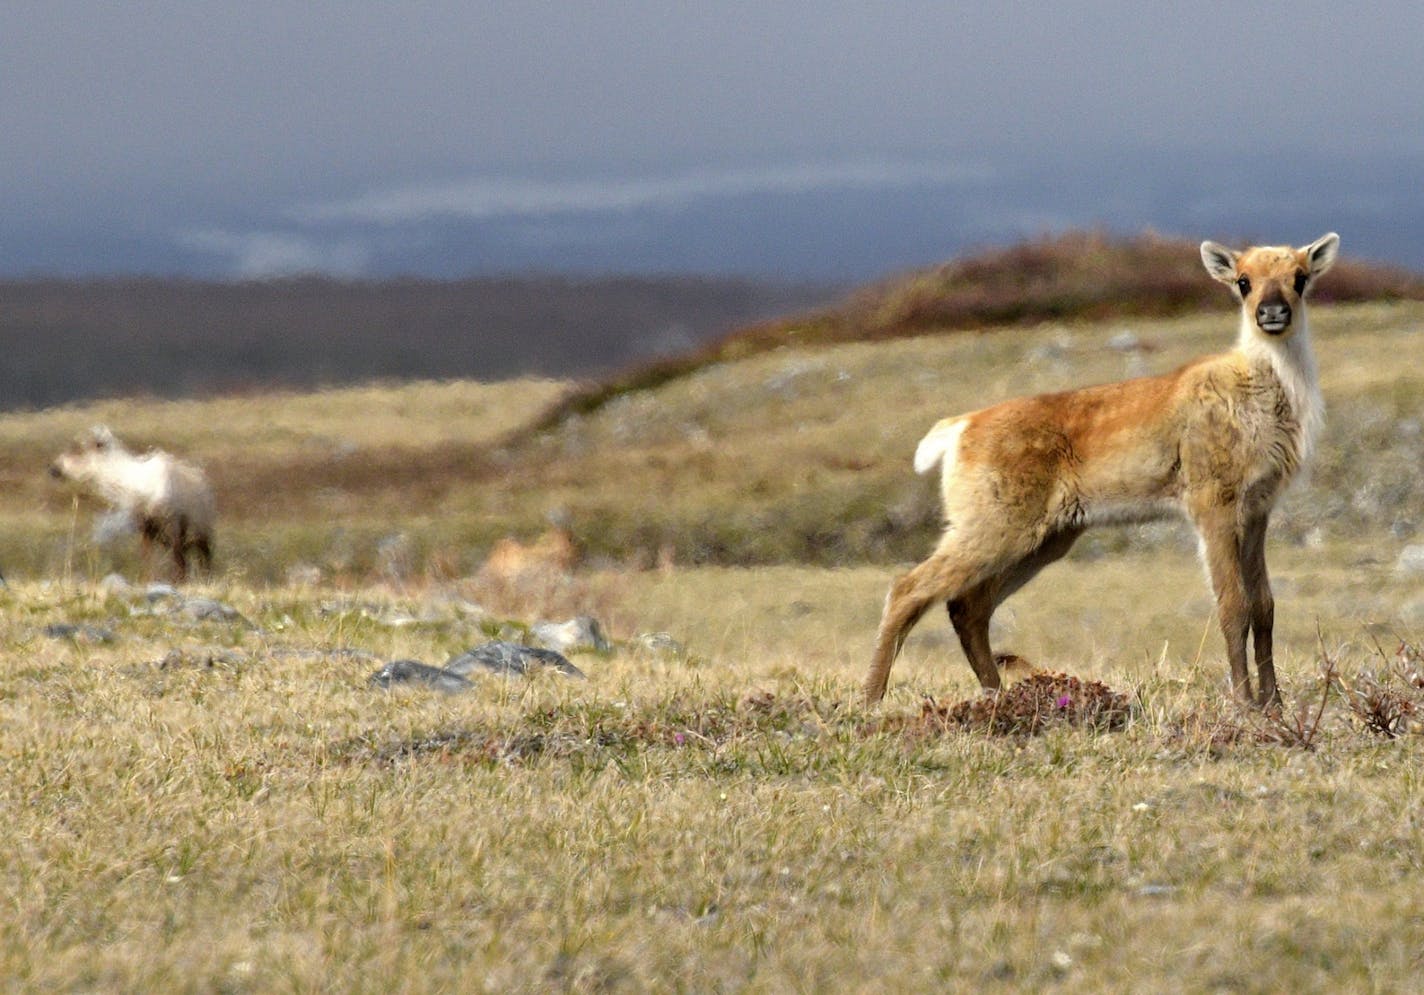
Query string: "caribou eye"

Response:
xmin=1236 ymin=276 xmax=1251 ymax=296
xmin=1293 ymin=271 xmax=1308 ymax=295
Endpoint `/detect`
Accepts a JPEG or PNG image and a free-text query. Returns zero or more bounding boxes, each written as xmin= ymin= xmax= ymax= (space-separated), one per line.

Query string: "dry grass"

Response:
xmin=2 ymin=273 xmax=1423 ymax=989
xmin=4 ymin=301 xmax=1421 ymax=580
xmin=3 ymin=568 xmax=1424 ymax=991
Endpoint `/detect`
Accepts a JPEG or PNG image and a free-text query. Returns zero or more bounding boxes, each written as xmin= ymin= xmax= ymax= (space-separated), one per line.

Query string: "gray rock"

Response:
xmin=1134 ymin=884 xmax=1178 ymax=898
xmin=368 ymin=659 xmax=473 ymax=694
xmin=530 ymin=615 xmax=610 ymax=654
xmin=176 ymin=597 xmax=246 ymax=624
xmin=43 ymin=622 xmax=116 ymax=644
xmin=631 ymin=631 xmax=686 ymax=658
xmin=144 ymin=583 xmax=181 ymax=603
xmin=444 ymin=640 xmax=585 ymax=679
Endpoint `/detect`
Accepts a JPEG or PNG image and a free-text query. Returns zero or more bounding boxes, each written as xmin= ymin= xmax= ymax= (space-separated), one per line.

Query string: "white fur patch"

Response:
xmin=1238 ymin=316 xmax=1325 ymax=464
xmin=913 ymin=418 xmax=966 ymax=476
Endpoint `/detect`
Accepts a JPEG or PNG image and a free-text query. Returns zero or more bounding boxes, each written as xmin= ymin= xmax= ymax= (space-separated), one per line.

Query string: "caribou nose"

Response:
xmin=47 ymin=464 xmax=63 ymax=479
xmin=1256 ymin=303 xmax=1291 ymax=333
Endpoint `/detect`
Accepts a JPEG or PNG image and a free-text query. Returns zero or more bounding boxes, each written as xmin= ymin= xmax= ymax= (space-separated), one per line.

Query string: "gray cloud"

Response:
xmin=296 ymin=159 xmax=991 ymax=226
xmin=6 ymin=3 xmax=1424 ymax=277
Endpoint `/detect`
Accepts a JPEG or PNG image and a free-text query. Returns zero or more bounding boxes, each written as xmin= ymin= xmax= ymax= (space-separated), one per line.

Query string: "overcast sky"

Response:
xmin=5 ymin=2 xmax=1423 ymax=279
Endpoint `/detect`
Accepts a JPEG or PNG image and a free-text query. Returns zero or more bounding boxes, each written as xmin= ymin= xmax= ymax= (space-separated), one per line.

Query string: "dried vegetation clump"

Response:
xmin=888 ymin=671 xmax=1134 ymax=738
xmin=1339 ymin=641 xmax=1424 ymax=738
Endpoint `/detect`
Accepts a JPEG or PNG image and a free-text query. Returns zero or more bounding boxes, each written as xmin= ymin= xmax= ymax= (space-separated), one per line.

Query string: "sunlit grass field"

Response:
xmin=2 ymin=302 xmax=1423 ymax=990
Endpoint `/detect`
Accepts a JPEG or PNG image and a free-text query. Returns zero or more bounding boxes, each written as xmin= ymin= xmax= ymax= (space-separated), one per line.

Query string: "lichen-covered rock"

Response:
xmin=443 ymin=641 xmax=585 ymax=679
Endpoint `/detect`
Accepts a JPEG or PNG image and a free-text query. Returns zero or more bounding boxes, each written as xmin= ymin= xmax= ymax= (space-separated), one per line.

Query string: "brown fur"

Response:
xmin=865 ymin=234 xmax=1340 ymax=707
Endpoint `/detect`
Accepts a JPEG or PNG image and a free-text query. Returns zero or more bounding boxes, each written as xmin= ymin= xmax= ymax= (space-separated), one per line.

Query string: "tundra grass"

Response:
xmin=1 ymin=301 xmax=1423 ymax=990
xmin=2 ymin=302 xmax=1421 ymax=580
xmin=2 ymin=565 xmax=1424 ymax=992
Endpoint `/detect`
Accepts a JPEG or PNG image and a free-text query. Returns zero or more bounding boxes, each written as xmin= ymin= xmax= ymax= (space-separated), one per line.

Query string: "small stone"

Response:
xmin=177 ymin=597 xmax=245 ymax=623
xmin=145 ymin=583 xmax=180 ymax=603
xmin=631 ymin=632 xmax=686 ymax=658
xmin=1135 ymin=884 xmax=1177 ymax=898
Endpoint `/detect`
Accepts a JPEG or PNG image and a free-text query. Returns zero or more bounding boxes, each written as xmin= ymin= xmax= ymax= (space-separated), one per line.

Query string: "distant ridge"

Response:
xmin=529 ymin=230 xmax=1424 ymax=430
xmin=0 ymin=275 xmax=833 ymax=411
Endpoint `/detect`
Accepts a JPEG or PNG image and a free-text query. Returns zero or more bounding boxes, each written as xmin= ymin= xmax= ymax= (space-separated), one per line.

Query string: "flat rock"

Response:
xmin=368 ymin=660 xmax=473 ymax=694
xmin=444 ymin=640 xmax=585 ymax=679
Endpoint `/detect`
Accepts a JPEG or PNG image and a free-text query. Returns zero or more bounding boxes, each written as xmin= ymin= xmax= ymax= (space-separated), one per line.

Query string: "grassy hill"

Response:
xmin=3 ymin=300 xmax=1420 ymax=582
xmin=3 ymin=236 xmax=1424 ymax=989
xmin=7 ymin=231 xmax=1421 ymax=582
xmin=532 ymin=230 xmax=1424 ymax=428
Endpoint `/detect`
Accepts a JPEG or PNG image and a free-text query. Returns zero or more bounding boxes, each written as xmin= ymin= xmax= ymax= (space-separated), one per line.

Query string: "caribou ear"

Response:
xmin=88 ymin=425 xmax=116 ymax=451
xmin=1200 ymin=240 xmax=1239 ymax=284
xmin=1304 ymin=232 xmax=1339 ymax=277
